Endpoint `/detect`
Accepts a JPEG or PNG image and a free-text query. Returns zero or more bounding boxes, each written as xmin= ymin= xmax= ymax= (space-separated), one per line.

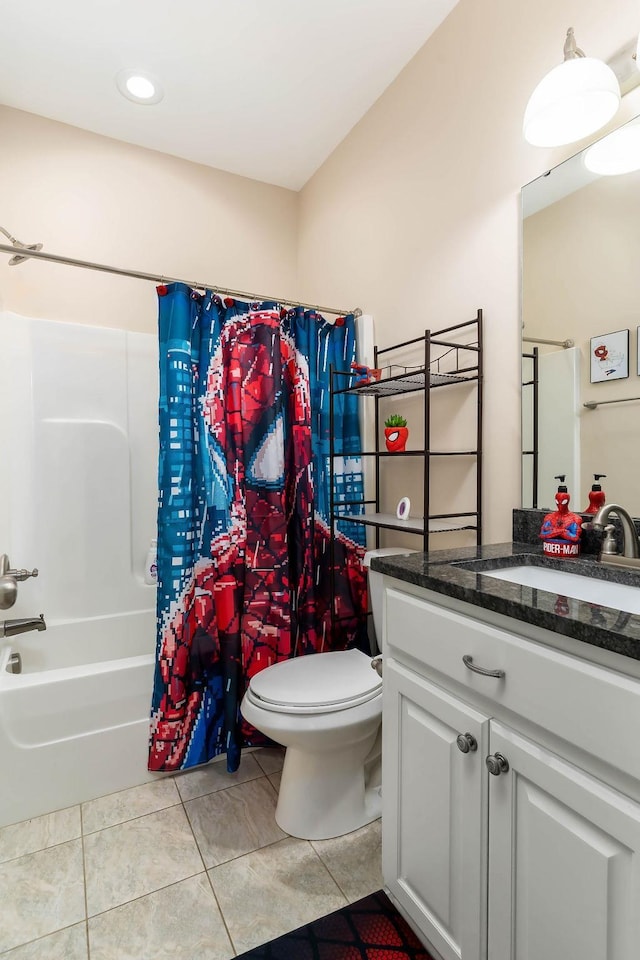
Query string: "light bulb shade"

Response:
xmin=584 ymin=122 xmax=640 ymax=175
xmin=524 ymin=57 xmax=620 ymax=147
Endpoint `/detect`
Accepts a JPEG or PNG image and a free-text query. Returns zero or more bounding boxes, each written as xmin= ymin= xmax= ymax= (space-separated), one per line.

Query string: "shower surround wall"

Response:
xmin=0 ymin=312 xmax=159 ymax=827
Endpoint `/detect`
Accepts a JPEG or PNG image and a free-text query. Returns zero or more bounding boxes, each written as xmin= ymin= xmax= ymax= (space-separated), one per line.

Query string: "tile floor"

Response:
xmin=0 ymin=748 xmax=383 ymax=959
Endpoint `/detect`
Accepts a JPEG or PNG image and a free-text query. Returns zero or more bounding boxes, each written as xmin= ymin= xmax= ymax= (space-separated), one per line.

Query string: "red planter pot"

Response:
xmin=384 ymin=426 xmax=408 ymax=453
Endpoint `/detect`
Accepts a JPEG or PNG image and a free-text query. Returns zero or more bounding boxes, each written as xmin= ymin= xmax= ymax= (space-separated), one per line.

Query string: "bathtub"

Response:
xmin=0 ymin=610 xmax=159 ymax=828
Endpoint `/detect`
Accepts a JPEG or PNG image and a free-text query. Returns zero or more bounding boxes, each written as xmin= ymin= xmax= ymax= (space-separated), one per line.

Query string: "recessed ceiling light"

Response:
xmin=116 ymin=69 xmax=164 ymax=105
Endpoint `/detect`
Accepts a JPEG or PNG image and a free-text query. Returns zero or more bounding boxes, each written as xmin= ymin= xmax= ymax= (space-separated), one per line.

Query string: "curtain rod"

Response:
xmin=522 ymin=335 xmax=574 ymax=349
xmin=0 ymin=243 xmax=361 ymax=318
xmin=584 ymin=396 xmax=640 ymax=410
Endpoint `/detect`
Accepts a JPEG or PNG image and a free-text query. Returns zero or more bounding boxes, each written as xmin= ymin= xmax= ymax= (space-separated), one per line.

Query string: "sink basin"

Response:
xmin=484 ymin=565 xmax=640 ymax=615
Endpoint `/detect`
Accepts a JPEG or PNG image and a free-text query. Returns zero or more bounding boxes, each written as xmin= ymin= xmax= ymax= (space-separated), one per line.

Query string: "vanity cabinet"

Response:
xmin=382 ymin=583 xmax=640 ymax=960
xmin=384 ymin=659 xmax=489 ymax=960
xmin=487 ymin=722 xmax=640 ymax=960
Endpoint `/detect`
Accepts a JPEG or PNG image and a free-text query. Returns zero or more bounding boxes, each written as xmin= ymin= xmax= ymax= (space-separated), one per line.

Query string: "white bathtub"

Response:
xmin=0 ymin=610 xmax=158 ymax=828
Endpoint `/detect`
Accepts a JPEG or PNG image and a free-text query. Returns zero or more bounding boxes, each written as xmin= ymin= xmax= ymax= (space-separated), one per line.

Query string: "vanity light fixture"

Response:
xmin=584 ymin=119 xmax=640 ymax=175
xmin=523 ymin=27 xmax=620 ymax=148
xmin=116 ymin=69 xmax=164 ymax=105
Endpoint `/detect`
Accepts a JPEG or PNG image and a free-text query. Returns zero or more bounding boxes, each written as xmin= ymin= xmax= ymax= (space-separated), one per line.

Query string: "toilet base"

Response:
xmin=274 ymin=731 xmax=382 ymax=840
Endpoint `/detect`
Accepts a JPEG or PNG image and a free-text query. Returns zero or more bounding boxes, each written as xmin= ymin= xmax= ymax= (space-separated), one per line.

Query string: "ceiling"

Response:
xmin=0 ymin=0 xmax=460 ymax=191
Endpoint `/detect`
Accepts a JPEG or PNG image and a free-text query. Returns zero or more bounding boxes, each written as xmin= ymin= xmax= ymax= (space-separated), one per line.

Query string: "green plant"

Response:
xmin=384 ymin=414 xmax=407 ymax=428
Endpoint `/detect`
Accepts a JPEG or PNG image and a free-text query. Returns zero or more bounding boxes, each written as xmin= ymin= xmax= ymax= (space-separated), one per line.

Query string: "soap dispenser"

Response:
xmin=583 ymin=474 xmax=606 ymax=515
xmin=539 ymin=475 xmax=583 ymax=558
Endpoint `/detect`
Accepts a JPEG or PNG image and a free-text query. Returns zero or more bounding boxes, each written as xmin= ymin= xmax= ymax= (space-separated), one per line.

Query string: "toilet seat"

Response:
xmin=245 ymin=648 xmax=382 ymax=715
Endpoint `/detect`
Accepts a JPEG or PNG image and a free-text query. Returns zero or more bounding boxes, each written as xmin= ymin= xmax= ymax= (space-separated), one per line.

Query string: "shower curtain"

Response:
xmin=148 ymin=284 xmax=367 ymax=773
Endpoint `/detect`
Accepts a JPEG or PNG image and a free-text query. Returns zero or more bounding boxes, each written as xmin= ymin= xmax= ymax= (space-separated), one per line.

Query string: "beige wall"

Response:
xmin=524 ymin=173 xmax=640 ymax=513
xmin=0 ymin=107 xmax=299 ymax=563
xmin=0 ymin=106 xmax=299 ymax=332
xmin=297 ymin=0 xmax=640 ymax=544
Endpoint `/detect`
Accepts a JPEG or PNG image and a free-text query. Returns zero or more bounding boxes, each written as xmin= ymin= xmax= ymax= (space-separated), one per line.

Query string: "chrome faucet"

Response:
xmin=583 ymin=503 xmax=640 ymax=570
xmin=0 ymin=553 xmax=39 ymax=610
xmin=0 ymin=614 xmax=46 ymax=638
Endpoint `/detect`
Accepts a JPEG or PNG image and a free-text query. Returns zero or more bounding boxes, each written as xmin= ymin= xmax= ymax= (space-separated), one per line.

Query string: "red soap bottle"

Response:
xmin=583 ymin=474 xmax=606 ymax=515
xmin=539 ymin=475 xmax=583 ymax=558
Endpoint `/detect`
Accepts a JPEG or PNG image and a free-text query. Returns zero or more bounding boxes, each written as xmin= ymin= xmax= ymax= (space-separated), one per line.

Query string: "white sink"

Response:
xmin=484 ymin=565 xmax=640 ymax=615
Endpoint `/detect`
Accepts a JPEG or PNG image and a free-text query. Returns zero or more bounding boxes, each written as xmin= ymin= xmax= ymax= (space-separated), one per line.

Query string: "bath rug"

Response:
xmin=235 ymin=889 xmax=435 ymax=959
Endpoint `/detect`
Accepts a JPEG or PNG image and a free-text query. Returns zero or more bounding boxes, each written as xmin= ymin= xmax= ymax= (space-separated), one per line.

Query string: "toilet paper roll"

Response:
xmin=396 ymin=497 xmax=411 ymax=520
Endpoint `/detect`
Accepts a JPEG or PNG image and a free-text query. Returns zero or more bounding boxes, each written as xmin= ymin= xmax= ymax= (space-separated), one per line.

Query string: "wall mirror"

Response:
xmin=521 ymin=113 xmax=640 ymax=517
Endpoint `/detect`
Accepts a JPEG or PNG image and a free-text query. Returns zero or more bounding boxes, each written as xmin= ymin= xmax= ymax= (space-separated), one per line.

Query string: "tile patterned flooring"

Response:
xmin=0 ymin=749 xmax=383 ymax=959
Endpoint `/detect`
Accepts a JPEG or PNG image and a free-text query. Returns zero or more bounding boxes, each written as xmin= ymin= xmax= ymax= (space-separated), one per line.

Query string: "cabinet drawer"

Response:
xmin=384 ymin=586 xmax=640 ymax=782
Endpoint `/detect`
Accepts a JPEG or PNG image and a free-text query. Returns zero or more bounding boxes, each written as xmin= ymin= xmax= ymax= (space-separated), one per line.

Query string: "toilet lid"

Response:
xmin=248 ymin=648 xmax=382 ymax=713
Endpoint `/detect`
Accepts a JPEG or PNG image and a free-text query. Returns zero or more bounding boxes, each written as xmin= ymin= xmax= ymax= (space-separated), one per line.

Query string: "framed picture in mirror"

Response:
xmin=590 ymin=329 xmax=629 ymax=383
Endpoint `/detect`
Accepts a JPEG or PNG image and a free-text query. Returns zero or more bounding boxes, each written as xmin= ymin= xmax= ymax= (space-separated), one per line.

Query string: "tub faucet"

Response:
xmin=0 ymin=614 xmax=46 ymax=638
xmin=583 ymin=503 xmax=640 ymax=570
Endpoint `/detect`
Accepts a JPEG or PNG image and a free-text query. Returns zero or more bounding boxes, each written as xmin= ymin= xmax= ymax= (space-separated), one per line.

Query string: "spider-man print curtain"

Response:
xmin=148 ymin=284 xmax=368 ymax=773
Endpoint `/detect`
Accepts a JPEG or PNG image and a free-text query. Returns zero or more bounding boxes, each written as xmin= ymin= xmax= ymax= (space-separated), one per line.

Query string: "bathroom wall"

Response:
xmin=296 ymin=0 xmax=640 ymax=544
xmin=0 ymin=312 xmax=158 ymax=624
xmin=0 ymin=106 xmax=299 ymax=332
xmin=0 ymin=106 xmax=299 ymax=604
xmin=2 ymin=0 xmax=640 ymax=552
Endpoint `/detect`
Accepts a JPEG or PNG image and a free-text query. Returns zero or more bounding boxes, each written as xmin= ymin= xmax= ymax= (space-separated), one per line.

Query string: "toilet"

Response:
xmin=362 ymin=546 xmax=416 ymax=654
xmin=240 ymin=546 xmax=415 ymax=841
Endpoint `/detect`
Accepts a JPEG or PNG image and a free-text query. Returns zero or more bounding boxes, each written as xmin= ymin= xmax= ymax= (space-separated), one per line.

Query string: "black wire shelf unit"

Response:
xmin=522 ymin=346 xmax=539 ymax=509
xmin=328 ymin=309 xmax=483 ymax=636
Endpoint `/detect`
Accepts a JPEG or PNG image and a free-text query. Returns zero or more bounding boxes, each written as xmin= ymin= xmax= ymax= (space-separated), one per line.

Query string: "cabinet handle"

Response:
xmin=486 ymin=753 xmax=510 ymax=776
xmin=462 ymin=655 xmax=505 ymax=679
xmin=371 ymin=656 xmax=383 ymax=677
xmin=456 ymin=732 xmax=478 ymax=754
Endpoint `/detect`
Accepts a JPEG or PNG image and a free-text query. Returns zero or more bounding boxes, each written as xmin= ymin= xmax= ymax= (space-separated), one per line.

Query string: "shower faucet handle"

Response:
xmin=0 ymin=555 xmax=17 ymax=609
xmin=6 ymin=566 xmax=39 ymax=581
xmin=1 ymin=555 xmax=38 ymax=581
xmin=0 ymin=555 xmax=38 ymax=610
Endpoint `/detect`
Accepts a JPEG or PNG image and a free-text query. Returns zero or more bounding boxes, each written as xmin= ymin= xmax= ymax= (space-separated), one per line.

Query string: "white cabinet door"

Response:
xmin=488 ymin=721 xmax=640 ymax=960
xmin=383 ymin=658 xmax=489 ymax=960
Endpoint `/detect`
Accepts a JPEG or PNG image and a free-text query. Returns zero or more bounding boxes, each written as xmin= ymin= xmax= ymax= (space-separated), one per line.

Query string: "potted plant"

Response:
xmin=384 ymin=414 xmax=408 ymax=452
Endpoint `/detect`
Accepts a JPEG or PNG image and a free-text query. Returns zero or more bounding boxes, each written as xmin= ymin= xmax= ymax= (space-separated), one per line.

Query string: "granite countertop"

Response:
xmin=370 ymin=542 xmax=640 ymax=662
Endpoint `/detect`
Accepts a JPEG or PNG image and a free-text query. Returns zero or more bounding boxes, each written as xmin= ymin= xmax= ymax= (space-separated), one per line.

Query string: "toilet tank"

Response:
xmin=363 ymin=547 xmax=416 ymax=653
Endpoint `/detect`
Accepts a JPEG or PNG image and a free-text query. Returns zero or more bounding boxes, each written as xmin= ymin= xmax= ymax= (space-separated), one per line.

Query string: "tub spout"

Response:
xmin=0 ymin=614 xmax=46 ymax=638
